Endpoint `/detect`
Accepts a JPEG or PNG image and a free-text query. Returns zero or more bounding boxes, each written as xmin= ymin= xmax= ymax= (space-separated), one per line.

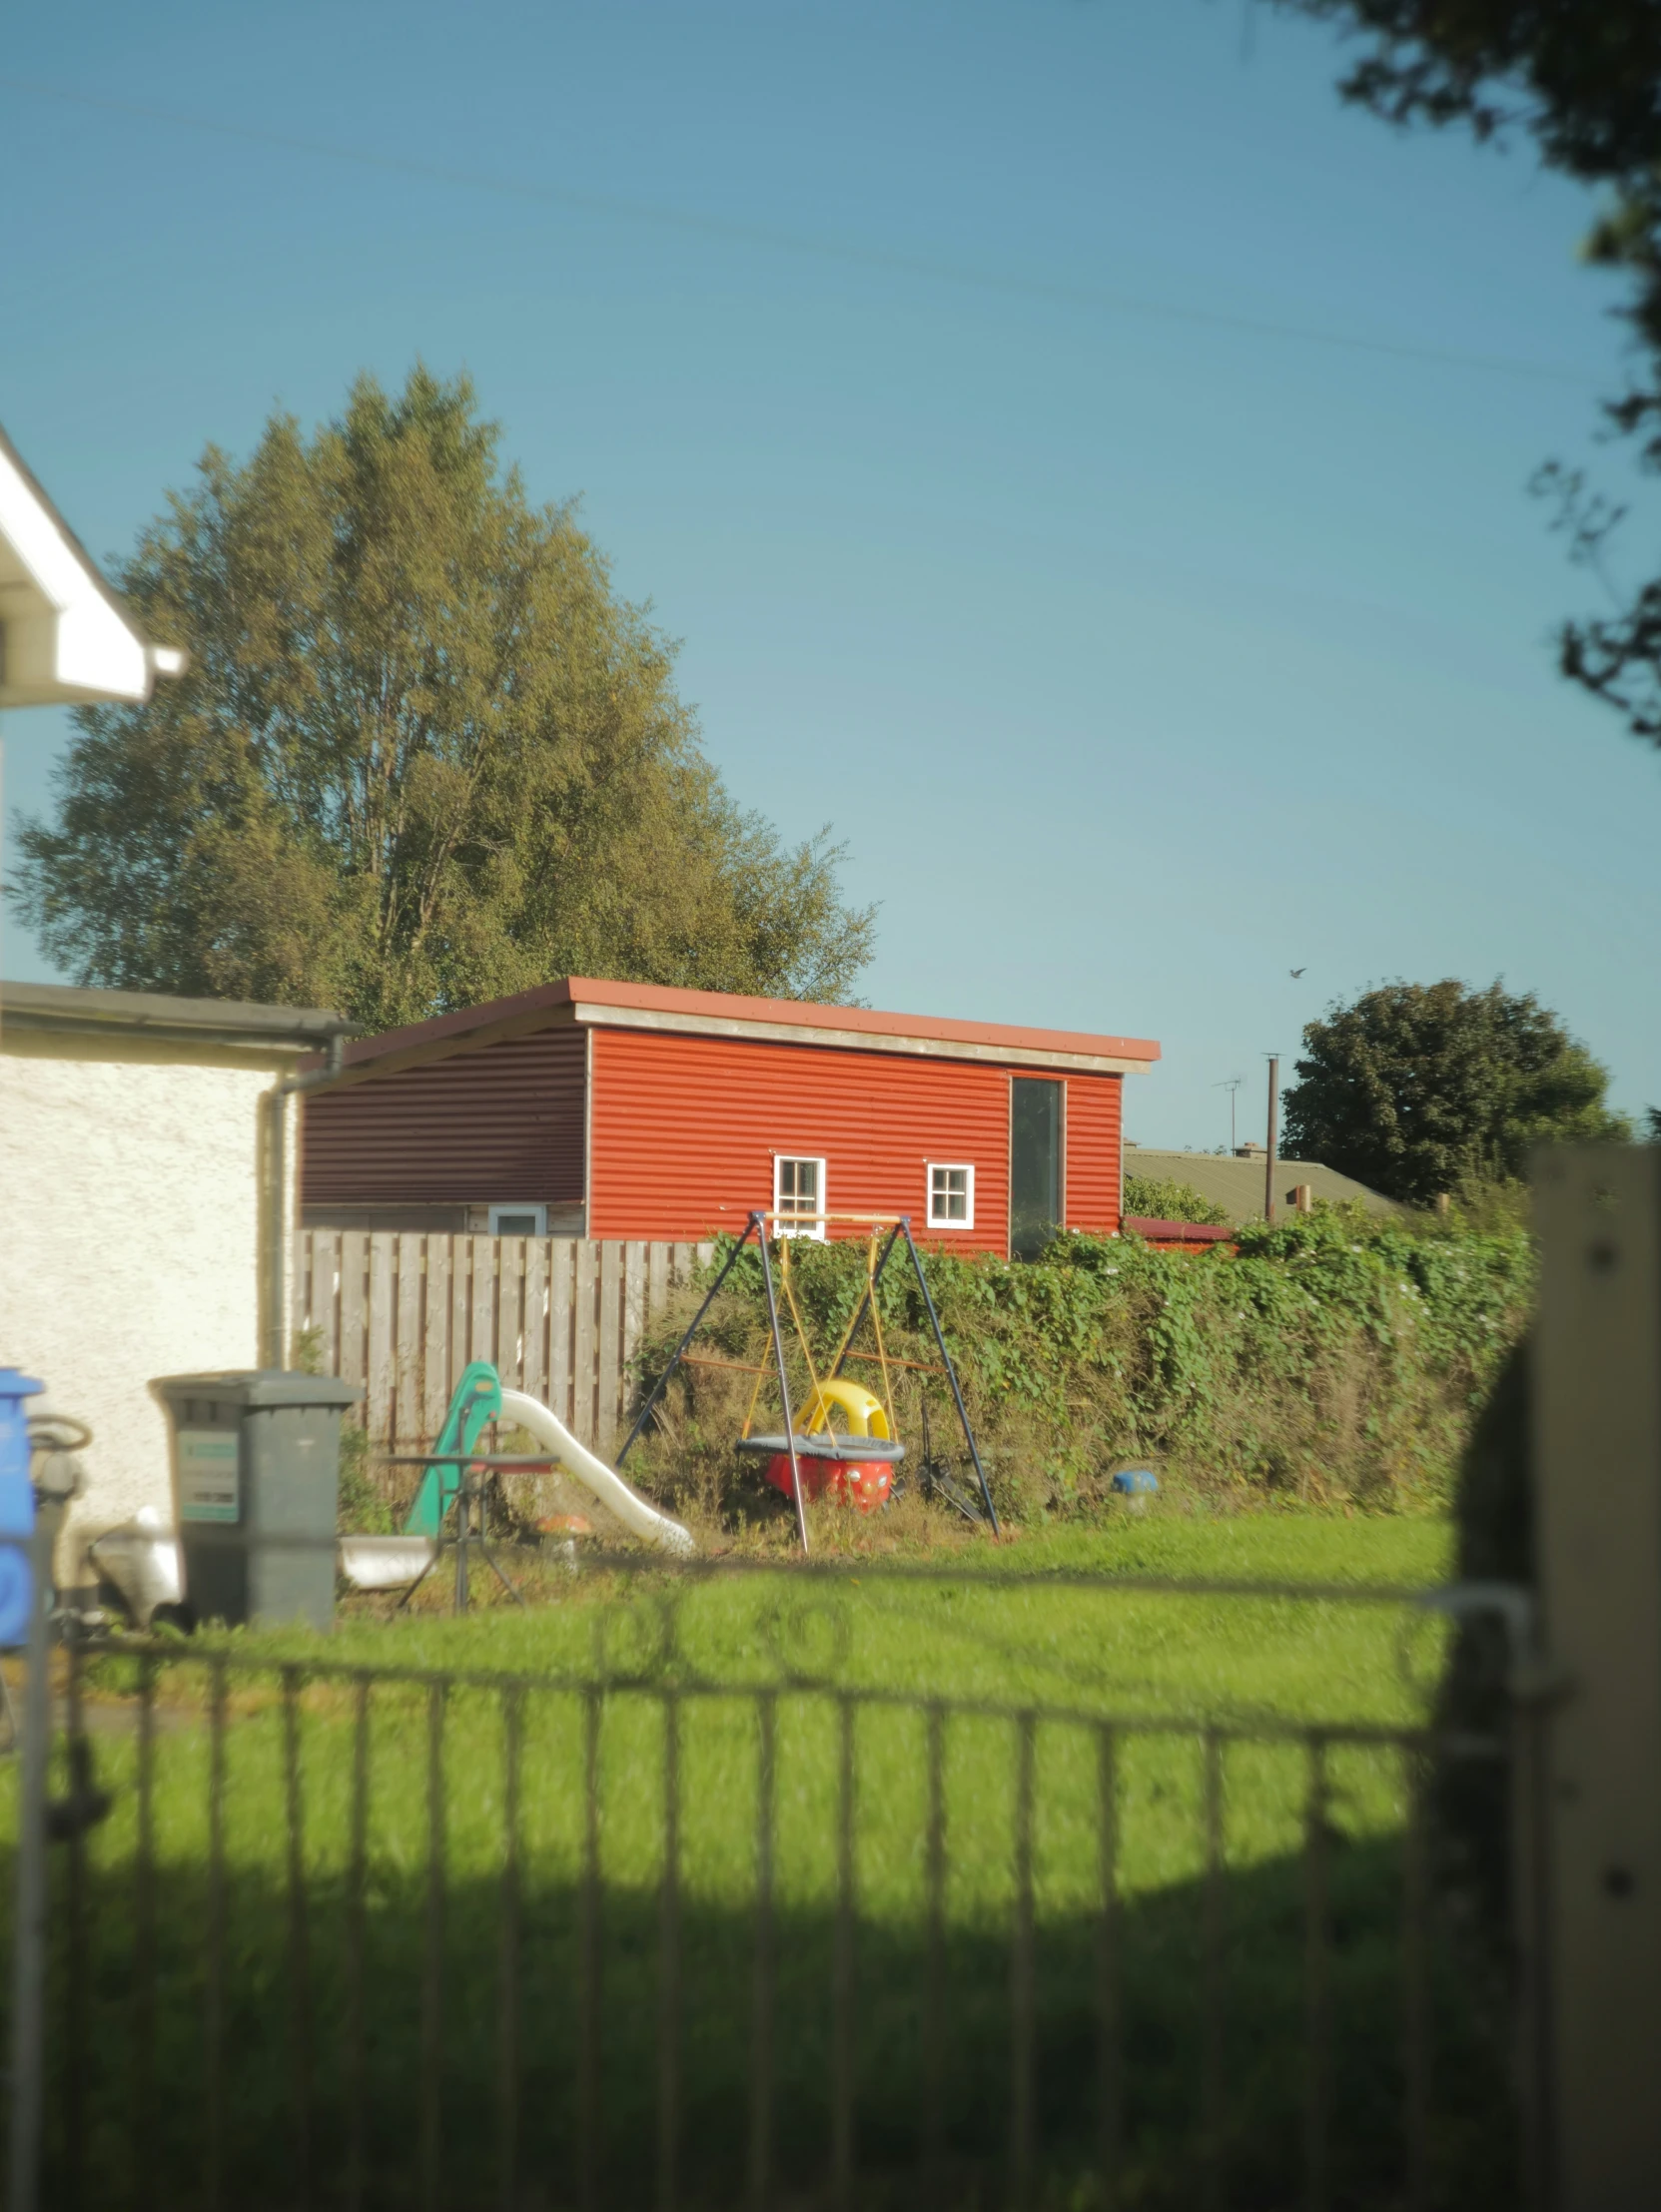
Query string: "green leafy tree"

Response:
xmin=10 ymin=368 xmax=874 ymax=1027
xmin=1281 ymin=979 xmax=1628 ymax=1201
xmin=1271 ymin=1 xmax=1661 ymax=748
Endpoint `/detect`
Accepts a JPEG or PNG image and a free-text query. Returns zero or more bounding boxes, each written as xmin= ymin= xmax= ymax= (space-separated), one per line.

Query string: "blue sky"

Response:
xmin=3 ymin=0 xmax=1657 ymax=1148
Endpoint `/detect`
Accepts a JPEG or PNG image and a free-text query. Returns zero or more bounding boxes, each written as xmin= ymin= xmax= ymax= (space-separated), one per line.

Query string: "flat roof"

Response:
xmin=2 ymin=980 xmax=353 ymax=1052
xmin=324 ymin=976 xmax=1161 ymax=1082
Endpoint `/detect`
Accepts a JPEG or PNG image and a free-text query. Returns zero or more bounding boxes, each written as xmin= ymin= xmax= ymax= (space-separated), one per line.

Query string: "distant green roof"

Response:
xmin=1124 ymin=1147 xmax=1397 ymax=1225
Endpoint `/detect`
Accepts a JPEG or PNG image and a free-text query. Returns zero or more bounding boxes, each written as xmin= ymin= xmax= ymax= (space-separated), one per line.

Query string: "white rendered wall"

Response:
xmin=0 ymin=1033 xmax=293 ymax=1573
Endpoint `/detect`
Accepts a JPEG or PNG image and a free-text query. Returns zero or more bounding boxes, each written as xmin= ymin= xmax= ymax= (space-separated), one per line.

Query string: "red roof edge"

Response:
xmin=1123 ymin=1215 xmax=1235 ymax=1245
xmin=323 ymin=979 xmax=577 ymax=1071
xmin=317 ymin=976 xmax=1161 ymax=1075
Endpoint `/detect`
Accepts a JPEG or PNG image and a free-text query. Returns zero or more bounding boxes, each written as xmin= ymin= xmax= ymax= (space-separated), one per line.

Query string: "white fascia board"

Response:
xmin=0 ymin=432 xmax=155 ymax=706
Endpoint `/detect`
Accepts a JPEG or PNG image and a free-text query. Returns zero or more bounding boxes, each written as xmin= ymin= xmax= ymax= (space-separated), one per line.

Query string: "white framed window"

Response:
xmin=489 ymin=1203 xmax=547 ymax=1237
xmin=927 ymin=1162 xmax=976 ymax=1230
xmin=773 ymin=1155 xmax=827 ymax=1238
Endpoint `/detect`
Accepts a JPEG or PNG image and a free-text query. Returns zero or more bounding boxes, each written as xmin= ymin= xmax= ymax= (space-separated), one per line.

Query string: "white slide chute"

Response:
xmin=498 ymin=1388 xmax=696 ymax=1557
xmin=341 ymin=1387 xmax=696 ymax=1590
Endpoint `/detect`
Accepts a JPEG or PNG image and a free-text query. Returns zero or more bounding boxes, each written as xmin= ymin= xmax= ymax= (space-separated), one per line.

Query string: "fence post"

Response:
xmin=1532 ymin=1143 xmax=1661 ymax=2211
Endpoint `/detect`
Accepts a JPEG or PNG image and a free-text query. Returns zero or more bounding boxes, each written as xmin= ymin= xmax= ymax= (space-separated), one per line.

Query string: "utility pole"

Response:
xmin=1214 ymin=1077 xmax=1243 ymax=1153
xmin=1264 ymin=1056 xmax=1279 ymax=1224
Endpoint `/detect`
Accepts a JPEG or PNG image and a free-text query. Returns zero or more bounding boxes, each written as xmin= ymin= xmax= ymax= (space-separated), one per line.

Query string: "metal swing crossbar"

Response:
xmin=679 ymin=1349 xmax=947 ymax=1377
xmin=770 ymin=1212 xmax=902 ymax=1225
xmin=614 ymin=1209 xmax=998 ymax=1552
xmin=378 ymin=1454 xmax=558 ymax=1467
xmin=722 ymin=1209 xmax=910 ymax=1227
xmin=838 ymin=1349 xmax=947 ymax=1377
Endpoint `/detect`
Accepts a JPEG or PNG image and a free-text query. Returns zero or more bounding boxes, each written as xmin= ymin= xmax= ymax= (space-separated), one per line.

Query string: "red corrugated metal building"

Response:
xmin=301 ymin=979 xmax=1160 ymax=1258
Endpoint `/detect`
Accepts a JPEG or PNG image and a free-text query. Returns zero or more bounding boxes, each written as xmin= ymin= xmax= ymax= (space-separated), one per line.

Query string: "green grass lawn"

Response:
xmin=286 ymin=1509 xmax=1458 ymax=1719
xmin=12 ymin=1514 xmax=1512 ymax=2210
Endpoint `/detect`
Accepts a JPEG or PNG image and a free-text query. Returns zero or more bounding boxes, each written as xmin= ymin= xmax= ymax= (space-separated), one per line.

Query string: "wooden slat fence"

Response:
xmin=293 ymin=1232 xmax=712 ymax=1454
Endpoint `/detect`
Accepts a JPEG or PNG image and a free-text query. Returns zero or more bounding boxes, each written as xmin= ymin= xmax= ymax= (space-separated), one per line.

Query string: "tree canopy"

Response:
xmin=1280 ymin=978 xmax=1627 ymax=1201
xmin=1274 ymin=0 xmax=1661 ymax=748
xmin=11 ymin=369 xmax=875 ymax=1028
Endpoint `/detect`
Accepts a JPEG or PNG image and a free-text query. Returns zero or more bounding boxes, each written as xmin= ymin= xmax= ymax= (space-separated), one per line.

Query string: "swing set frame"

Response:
xmin=614 ymin=1210 xmax=998 ymax=1553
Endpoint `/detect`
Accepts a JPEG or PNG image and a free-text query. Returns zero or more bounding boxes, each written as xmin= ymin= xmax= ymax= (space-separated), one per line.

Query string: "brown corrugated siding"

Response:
xmin=587 ymin=1026 xmax=1124 ymax=1254
xmin=302 ymin=1026 xmax=586 ymax=1206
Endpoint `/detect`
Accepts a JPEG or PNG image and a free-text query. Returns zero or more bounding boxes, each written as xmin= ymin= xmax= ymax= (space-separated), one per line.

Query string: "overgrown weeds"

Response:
xmin=624 ymin=1207 xmax=1533 ymax=1529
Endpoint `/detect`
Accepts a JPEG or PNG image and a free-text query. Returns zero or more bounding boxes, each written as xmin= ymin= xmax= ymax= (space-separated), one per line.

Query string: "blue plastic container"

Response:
xmin=1110 ymin=1467 xmax=1160 ymax=1497
xmin=0 ymin=1370 xmax=42 ymax=1646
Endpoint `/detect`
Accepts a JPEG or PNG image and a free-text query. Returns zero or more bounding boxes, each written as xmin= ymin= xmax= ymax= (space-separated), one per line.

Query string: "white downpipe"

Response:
xmin=497 ymin=1388 xmax=695 ymax=1557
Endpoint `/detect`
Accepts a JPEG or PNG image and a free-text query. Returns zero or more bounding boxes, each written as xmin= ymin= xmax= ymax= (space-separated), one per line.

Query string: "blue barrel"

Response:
xmin=0 ymin=1371 xmax=42 ymax=1646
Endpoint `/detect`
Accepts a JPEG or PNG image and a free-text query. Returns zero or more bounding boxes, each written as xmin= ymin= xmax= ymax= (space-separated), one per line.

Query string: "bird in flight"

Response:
xmin=1289 ymin=968 xmax=1305 ymax=979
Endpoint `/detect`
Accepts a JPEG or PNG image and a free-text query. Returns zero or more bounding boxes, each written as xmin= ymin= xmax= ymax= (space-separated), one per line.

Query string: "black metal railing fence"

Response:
xmin=5 ymin=1562 xmax=1527 ymax=2212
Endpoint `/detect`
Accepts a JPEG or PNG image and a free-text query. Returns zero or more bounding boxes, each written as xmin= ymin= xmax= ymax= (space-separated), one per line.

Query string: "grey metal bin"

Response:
xmin=153 ymin=1371 xmax=363 ymax=1630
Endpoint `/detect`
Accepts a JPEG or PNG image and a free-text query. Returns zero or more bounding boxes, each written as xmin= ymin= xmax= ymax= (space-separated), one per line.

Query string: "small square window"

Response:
xmin=774 ymin=1156 xmax=826 ymax=1238
xmin=489 ymin=1204 xmax=546 ymax=1237
xmin=928 ymin=1163 xmax=975 ymax=1229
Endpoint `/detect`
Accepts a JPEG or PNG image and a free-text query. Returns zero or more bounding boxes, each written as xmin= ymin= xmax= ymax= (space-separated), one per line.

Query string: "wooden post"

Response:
xmin=1533 ymin=1143 xmax=1661 ymax=2210
xmin=1263 ymin=1056 xmax=1278 ymax=1224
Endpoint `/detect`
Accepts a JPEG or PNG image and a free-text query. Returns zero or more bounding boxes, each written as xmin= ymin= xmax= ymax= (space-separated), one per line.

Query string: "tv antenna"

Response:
xmin=1214 ymin=1076 xmax=1244 ymax=1153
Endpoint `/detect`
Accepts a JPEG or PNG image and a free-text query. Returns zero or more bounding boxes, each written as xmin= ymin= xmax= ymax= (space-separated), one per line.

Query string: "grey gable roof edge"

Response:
xmin=1 ymin=979 xmax=353 ymax=1049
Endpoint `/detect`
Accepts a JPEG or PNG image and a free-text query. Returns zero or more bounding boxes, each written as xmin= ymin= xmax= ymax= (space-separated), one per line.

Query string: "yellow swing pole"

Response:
xmin=865 ymin=1226 xmax=898 ymax=1439
xmin=823 ymin=1234 xmax=872 ymax=1388
xmin=739 ymin=1352 xmax=770 ymax=1442
xmin=776 ymin=1237 xmax=825 ymax=1420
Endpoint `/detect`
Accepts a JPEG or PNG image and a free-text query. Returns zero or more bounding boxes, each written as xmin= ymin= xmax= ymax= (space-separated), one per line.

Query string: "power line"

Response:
xmin=0 ymin=71 xmax=1598 ymax=390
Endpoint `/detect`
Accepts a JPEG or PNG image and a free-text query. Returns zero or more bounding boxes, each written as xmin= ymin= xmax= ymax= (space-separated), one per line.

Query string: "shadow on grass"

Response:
xmin=23 ymin=1831 xmax=1515 ymax=2211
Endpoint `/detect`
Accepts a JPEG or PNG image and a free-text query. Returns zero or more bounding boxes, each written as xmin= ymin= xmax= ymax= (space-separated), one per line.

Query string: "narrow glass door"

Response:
xmin=1009 ymin=1079 xmax=1061 ymax=1259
